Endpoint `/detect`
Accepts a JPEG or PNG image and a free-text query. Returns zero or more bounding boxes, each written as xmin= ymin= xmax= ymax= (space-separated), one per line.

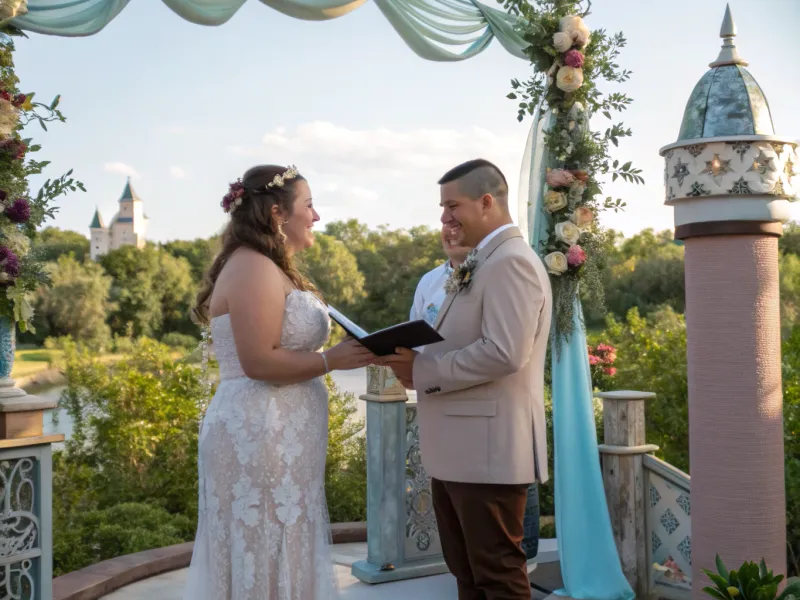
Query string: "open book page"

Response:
xmin=327 ymin=306 xmax=369 ymax=339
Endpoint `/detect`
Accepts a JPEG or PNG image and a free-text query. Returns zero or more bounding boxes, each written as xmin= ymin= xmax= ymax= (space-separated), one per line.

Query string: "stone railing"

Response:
xmin=598 ymin=391 xmax=691 ymax=600
xmin=0 ymin=384 xmax=63 ymax=600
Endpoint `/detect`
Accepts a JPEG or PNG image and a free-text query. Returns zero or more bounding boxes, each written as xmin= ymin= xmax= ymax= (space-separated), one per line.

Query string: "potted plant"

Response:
xmin=702 ymin=555 xmax=800 ymax=600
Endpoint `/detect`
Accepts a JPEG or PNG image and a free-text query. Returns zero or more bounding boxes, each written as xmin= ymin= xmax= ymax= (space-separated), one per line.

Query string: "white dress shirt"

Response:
xmin=409 ymin=225 xmax=515 ymax=326
xmin=410 ymin=261 xmax=454 ymax=326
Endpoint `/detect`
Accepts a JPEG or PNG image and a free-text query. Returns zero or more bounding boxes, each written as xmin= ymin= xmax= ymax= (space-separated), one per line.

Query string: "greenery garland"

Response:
xmin=0 ymin=28 xmax=84 ymax=332
xmin=501 ymin=0 xmax=643 ymax=345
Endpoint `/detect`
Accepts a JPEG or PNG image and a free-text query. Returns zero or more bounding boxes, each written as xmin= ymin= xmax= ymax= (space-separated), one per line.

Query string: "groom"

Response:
xmin=384 ymin=159 xmax=552 ymax=600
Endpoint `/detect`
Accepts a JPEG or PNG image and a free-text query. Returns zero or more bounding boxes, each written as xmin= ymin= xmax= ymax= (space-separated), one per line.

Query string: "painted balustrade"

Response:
xmin=597 ymin=390 xmax=691 ymax=600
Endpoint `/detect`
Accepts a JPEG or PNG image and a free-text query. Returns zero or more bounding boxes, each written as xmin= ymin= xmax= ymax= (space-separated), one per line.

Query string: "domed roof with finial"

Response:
xmin=676 ymin=4 xmax=774 ymax=142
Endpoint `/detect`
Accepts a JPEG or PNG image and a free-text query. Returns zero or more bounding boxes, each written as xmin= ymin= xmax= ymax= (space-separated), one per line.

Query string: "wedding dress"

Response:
xmin=183 ymin=290 xmax=338 ymax=600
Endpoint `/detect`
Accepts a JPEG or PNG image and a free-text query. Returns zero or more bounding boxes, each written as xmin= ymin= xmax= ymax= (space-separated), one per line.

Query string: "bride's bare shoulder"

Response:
xmin=225 ymin=248 xmax=280 ymax=278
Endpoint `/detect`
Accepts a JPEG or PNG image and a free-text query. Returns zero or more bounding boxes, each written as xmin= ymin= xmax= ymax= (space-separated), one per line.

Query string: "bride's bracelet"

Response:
xmin=321 ymin=351 xmax=329 ymax=374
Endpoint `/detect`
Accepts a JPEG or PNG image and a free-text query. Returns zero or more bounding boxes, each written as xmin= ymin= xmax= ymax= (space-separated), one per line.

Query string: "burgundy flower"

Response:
xmin=0 ymin=190 xmax=7 ymax=202
xmin=0 ymin=139 xmax=27 ymax=160
xmin=12 ymin=94 xmax=26 ymax=108
xmin=6 ymin=197 xmax=30 ymax=223
xmin=0 ymin=246 xmax=20 ymax=278
xmin=0 ymin=91 xmax=10 ymax=102
xmin=563 ymin=49 xmax=585 ymax=69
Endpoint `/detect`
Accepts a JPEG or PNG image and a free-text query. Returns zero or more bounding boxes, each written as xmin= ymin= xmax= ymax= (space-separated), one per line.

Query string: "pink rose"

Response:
xmin=546 ymin=169 xmax=574 ymax=188
xmin=563 ymin=49 xmax=584 ymax=68
xmin=567 ymin=244 xmax=586 ymax=267
xmin=604 ymin=367 xmax=617 ymax=377
xmin=589 ymin=354 xmax=601 ymax=366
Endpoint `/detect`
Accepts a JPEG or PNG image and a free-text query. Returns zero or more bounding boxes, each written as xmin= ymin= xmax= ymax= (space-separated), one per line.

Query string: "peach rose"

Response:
xmin=570 ymin=206 xmax=594 ymax=228
xmin=556 ymin=66 xmax=584 ymax=93
xmin=546 ymin=168 xmax=575 ymax=188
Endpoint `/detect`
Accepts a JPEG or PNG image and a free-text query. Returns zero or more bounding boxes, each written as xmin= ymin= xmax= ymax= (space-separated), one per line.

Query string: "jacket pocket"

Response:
xmin=442 ymin=399 xmax=497 ymax=417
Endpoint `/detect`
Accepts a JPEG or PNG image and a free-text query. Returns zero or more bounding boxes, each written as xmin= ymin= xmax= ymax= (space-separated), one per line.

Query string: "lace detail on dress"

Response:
xmin=183 ymin=291 xmax=338 ymax=599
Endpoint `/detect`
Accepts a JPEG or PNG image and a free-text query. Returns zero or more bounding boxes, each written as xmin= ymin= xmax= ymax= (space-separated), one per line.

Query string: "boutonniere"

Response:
xmin=444 ymin=250 xmax=479 ymax=294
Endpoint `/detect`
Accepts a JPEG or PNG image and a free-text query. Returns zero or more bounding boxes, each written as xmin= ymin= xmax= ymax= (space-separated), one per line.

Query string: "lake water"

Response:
xmin=42 ymin=368 xmax=371 ymax=445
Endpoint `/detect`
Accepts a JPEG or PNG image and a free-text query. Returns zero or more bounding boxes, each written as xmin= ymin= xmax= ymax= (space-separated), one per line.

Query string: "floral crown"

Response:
xmin=221 ymin=165 xmax=300 ymax=214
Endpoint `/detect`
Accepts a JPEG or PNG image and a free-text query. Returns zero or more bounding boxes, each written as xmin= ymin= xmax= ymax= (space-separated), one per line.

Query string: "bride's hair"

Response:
xmin=193 ymin=164 xmax=318 ymax=325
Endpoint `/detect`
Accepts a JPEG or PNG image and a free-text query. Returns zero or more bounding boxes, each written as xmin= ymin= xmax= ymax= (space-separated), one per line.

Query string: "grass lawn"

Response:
xmin=11 ymin=349 xmax=125 ymax=379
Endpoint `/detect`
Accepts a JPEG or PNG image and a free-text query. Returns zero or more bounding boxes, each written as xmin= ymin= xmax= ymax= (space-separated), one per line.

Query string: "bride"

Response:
xmin=183 ymin=164 xmax=375 ymax=599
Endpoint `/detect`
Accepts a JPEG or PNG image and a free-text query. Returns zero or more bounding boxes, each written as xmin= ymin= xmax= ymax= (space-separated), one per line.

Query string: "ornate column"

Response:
xmin=659 ymin=7 xmax=795 ymax=596
xmin=351 ymin=366 xmax=448 ymax=583
xmin=0 ymin=363 xmax=63 ymax=599
xmin=597 ymin=391 xmax=658 ymax=599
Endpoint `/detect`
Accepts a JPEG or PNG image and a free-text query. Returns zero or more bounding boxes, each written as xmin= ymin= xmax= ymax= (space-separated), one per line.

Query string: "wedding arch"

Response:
xmin=3 ymin=1 xmax=642 ymax=598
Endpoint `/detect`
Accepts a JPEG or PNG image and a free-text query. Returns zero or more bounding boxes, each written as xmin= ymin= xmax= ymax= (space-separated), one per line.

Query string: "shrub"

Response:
xmin=160 ymin=332 xmax=199 ymax=351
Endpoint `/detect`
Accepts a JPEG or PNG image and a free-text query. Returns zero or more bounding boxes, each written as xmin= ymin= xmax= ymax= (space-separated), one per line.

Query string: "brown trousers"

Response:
xmin=431 ymin=478 xmax=530 ymax=600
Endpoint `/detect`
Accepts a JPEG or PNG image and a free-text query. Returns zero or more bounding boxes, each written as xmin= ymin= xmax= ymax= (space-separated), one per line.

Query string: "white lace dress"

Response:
xmin=183 ymin=290 xmax=338 ymax=600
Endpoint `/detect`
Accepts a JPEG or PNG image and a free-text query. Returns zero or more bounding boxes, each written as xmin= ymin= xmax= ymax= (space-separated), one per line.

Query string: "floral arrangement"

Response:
xmin=501 ymin=0 xmax=644 ymax=344
xmin=0 ymin=32 xmax=83 ymax=332
xmin=588 ymin=341 xmax=616 ymax=390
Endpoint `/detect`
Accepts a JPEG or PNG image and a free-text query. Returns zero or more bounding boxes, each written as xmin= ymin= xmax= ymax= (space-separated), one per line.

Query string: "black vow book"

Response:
xmin=327 ymin=306 xmax=444 ymax=357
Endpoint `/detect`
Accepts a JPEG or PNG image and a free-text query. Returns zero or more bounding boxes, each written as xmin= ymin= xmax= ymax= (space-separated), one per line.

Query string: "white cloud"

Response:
xmin=170 ymin=166 xmax=186 ymax=179
xmin=104 ymin=162 xmax=140 ymax=179
xmin=350 ymin=186 xmax=379 ymax=200
xmin=227 ymin=121 xmax=529 ymax=231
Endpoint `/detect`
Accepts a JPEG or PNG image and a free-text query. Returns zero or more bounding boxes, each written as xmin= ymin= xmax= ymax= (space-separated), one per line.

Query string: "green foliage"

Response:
xmin=56 ymin=337 xmax=203 ymax=518
xmin=324 ymin=375 xmax=367 ymax=523
xmin=782 ymin=327 xmax=800 ymax=575
xmin=325 ymin=220 xmax=443 ymax=332
xmin=161 ymin=237 xmax=219 ymax=283
xmin=701 ymin=555 xmax=800 ymax=600
xmin=32 ymin=227 xmax=89 ymax=262
xmin=160 ymin=332 xmax=199 ymax=351
xmin=53 ymin=501 xmax=194 ymax=577
xmin=100 ymin=245 xmax=196 ymax=338
xmin=499 ymin=0 xmax=642 ymax=343
xmin=27 ymin=254 xmax=113 ymax=348
xmin=604 ymin=307 xmax=689 ymax=471
xmin=0 ymin=39 xmax=84 ymax=331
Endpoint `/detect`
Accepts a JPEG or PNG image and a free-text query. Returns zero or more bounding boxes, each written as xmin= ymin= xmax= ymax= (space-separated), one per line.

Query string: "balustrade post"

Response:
xmin=351 ymin=365 xmax=447 ymax=584
xmin=0 ymin=380 xmax=63 ymax=600
xmin=597 ymin=390 xmax=658 ymax=600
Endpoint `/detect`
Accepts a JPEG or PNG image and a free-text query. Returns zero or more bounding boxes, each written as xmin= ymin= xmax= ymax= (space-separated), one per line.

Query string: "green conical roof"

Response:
xmin=118 ymin=177 xmax=142 ymax=203
xmin=89 ymin=207 xmax=105 ymax=229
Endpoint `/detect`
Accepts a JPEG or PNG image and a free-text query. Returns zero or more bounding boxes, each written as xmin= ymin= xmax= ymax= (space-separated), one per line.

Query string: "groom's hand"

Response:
xmin=381 ymin=347 xmax=418 ymax=385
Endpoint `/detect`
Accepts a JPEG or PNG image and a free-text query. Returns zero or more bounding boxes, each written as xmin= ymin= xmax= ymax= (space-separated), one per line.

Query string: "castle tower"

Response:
xmin=110 ymin=177 xmax=147 ymax=251
xmin=659 ymin=5 xmax=797 ymax=595
xmin=89 ymin=206 xmax=109 ymax=261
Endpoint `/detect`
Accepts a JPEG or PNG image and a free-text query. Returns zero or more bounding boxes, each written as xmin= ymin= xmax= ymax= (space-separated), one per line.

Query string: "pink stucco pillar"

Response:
xmin=683 ymin=228 xmax=786 ymax=596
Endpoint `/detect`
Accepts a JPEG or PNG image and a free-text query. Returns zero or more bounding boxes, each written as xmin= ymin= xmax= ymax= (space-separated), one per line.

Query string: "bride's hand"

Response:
xmin=325 ymin=339 xmax=376 ymax=371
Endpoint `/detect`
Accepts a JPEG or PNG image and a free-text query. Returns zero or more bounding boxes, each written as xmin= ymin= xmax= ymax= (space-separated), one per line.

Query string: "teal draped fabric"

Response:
xmin=521 ymin=110 xmax=634 ymax=600
xmin=12 ymin=0 xmax=527 ymax=61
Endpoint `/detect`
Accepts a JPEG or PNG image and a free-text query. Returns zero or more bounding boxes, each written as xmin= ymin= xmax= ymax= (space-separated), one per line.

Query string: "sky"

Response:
xmin=11 ymin=0 xmax=800 ymax=243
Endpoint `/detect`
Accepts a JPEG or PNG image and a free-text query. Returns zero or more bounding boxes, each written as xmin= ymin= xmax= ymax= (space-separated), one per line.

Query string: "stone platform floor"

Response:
xmin=101 ymin=540 xmax=564 ymax=600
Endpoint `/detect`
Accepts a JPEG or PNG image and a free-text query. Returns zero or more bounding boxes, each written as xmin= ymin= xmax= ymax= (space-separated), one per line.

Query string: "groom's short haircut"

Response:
xmin=438 ymin=159 xmax=509 ymax=211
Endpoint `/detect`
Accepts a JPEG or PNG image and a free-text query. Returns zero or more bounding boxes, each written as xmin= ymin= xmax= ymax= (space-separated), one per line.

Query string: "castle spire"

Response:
xmin=710 ymin=4 xmax=748 ymax=67
xmin=89 ymin=206 xmax=105 ymax=229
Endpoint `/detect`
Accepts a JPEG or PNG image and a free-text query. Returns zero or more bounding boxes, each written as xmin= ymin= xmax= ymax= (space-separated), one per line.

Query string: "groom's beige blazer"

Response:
xmin=413 ymin=225 xmax=552 ymax=485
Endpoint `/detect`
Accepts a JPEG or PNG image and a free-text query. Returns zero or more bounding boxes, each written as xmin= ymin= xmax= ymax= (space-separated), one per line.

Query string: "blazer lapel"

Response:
xmin=433 ymin=226 xmax=523 ymax=332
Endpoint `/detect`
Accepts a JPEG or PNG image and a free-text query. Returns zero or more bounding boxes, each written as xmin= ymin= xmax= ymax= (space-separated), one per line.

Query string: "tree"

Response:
xmin=781 ymin=253 xmax=800 ymax=337
xmin=100 ymin=246 xmax=163 ymax=337
xmin=34 ymin=255 xmax=112 ymax=347
xmin=154 ymin=251 xmax=196 ymax=337
xmin=298 ymin=233 xmax=365 ymax=308
xmin=33 ymin=227 xmax=90 ymax=263
xmin=604 ymin=307 xmax=689 ymax=472
xmin=325 ymin=222 xmax=443 ymax=331
xmin=161 ymin=237 xmax=219 ymax=283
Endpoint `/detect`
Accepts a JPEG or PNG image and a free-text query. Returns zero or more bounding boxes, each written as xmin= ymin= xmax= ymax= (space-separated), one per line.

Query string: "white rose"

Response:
xmin=555 ymin=220 xmax=581 ymax=246
xmin=560 ymin=15 xmax=591 ymax=48
xmin=568 ymin=180 xmax=586 ymax=203
xmin=544 ymin=191 xmax=568 ymax=213
xmin=544 ymin=252 xmax=568 ymax=275
xmin=556 ymin=66 xmax=584 ymax=93
xmin=570 ymin=206 xmax=595 ymax=228
xmin=553 ymin=31 xmax=572 ymax=53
